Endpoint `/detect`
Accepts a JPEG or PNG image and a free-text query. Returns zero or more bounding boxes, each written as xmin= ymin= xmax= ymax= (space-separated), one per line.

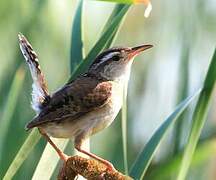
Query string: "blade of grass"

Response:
xmin=122 ymin=86 xmax=128 ymax=174
xmin=0 ymin=66 xmax=25 ymax=151
xmin=0 ymin=61 xmax=22 ymax=109
xmin=70 ymin=0 xmax=84 ymax=74
xmin=103 ymin=5 xmax=125 ymax=49
xmin=32 ymin=139 xmax=69 ymax=179
xmin=102 ymin=5 xmax=125 ymax=32
xmin=177 ymin=49 xmax=216 ymax=180
xmin=68 ymin=5 xmax=130 ymax=82
xmin=3 ymin=129 xmax=41 ymax=180
xmin=173 ymin=43 xmax=190 ymax=154
xmin=129 ymin=88 xmax=201 ymax=179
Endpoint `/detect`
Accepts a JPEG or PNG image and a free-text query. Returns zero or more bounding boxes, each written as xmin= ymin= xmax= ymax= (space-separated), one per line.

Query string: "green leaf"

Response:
xmin=102 ymin=5 xmax=125 ymax=32
xmin=122 ymin=86 xmax=128 ymax=174
xmin=32 ymin=139 xmax=69 ymax=179
xmin=3 ymin=129 xmax=41 ymax=180
xmin=68 ymin=5 xmax=130 ymax=82
xmin=173 ymin=43 xmax=190 ymax=154
xmin=70 ymin=0 xmax=84 ymax=74
xmin=129 ymin=88 xmax=201 ymax=179
xmin=0 ymin=66 xmax=25 ymax=150
xmin=177 ymin=49 xmax=216 ymax=180
xmin=103 ymin=5 xmax=125 ymax=49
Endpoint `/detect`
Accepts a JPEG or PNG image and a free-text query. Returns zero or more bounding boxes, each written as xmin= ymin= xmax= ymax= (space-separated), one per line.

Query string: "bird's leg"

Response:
xmin=76 ymin=147 xmax=115 ymax=171
xmin=38 ymin=128 xmax=69 ymax=161
xmin=75 ymin=137 xmax=115 ymax=171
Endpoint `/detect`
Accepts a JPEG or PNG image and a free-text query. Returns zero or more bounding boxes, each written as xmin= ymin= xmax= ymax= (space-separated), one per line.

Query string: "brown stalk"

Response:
xmin=58 ymin=155 xmax=133 ymax=180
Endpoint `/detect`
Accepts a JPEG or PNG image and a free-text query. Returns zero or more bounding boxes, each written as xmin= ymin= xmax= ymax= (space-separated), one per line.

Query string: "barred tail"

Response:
xmin=18 ymin=33 xmax=50 ymax=114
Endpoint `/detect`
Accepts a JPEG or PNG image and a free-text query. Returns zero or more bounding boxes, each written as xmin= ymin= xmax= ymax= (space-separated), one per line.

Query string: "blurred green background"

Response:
xmin=0 ymin=0 xmax=216 ymax=179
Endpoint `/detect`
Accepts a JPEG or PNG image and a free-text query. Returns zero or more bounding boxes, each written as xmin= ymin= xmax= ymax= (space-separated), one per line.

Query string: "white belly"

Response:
xmin=42 ymin=82 xmax=123 ymax=139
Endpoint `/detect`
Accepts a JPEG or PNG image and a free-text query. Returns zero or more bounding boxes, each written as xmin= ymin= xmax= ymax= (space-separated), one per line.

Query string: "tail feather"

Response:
xmin=18 ymin=33 xmax=50 ymax=114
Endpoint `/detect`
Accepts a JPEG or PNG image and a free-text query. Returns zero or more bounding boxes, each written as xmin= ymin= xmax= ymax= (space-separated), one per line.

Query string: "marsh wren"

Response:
xmin=18 ymin=33 xmax=152 ymax=170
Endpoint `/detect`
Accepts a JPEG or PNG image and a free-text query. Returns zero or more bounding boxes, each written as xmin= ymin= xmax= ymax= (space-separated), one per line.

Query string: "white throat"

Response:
xmin=99 ymin=59 xmax=133 ymax=84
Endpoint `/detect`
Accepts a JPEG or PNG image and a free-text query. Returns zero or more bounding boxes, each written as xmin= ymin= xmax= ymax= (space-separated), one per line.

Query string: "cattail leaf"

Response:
xmin=32 ymin=139 xmax=69 ymax=180
xmin=68 ymin=5 xmax=130 ymax=82
xmin=70 ymin=0 xmax=84 ymax=74
xmin=102 ymin=5 xmax=125 ymax=33
xmin=129 ymin=89 xmax=201 ymax=179
xmin=103 ymin=5 xmax=125 ymax=49
xmin=122 ymin=86 xmax=128 ymax=174
xmin=177 ymin=49 xmax=216 ymax=180
xmin=3 ymin=129 xmax=41 ymax=180
xmin=0 ymin=66 xmax=25 ymax=150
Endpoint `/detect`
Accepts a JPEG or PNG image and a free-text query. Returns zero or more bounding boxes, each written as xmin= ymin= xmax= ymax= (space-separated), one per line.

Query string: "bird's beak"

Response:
xmin=128 ymin=44 xmax=153 ymax=59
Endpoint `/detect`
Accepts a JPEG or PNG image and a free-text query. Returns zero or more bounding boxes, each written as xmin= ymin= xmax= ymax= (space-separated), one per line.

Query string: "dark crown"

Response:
xmin=89 ymin=47 xmax=130 ymax=69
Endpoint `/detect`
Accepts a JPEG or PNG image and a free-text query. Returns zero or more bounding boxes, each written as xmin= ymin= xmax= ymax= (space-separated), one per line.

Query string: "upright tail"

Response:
xmin=18 ymin=33 xmax=50 ymax=114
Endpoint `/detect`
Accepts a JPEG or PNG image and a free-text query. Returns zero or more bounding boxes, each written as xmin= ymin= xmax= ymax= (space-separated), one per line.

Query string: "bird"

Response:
xmin=18 ymin=33 xmax=152 ymax=171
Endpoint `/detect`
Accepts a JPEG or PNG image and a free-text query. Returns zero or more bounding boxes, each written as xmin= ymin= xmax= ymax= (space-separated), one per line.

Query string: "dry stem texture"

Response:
xmin=58 ymin=155 xmax=133 ymax=180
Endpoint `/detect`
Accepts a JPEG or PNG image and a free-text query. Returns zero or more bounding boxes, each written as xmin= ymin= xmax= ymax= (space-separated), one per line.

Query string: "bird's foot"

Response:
xmin=75 ymin=146 xmax=117 ymax=171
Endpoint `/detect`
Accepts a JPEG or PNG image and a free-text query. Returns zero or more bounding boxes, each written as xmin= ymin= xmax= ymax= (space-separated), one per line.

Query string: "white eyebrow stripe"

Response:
xmin=93 ymin=52 xmax=119 ymax=69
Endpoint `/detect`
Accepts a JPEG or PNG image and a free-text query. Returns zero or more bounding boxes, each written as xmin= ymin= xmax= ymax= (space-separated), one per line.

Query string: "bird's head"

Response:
xmin=88 ymin=44 xmax=153 ymax=81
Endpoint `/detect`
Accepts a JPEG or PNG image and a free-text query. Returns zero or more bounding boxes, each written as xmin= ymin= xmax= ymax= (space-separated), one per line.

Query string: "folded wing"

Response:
xmin=26 ymin=75 xmax=112 ymax=129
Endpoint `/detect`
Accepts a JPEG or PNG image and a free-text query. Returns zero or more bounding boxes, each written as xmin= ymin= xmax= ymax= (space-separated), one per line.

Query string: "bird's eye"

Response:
xmin=112 ymin=55 xmax=120 ymax=61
